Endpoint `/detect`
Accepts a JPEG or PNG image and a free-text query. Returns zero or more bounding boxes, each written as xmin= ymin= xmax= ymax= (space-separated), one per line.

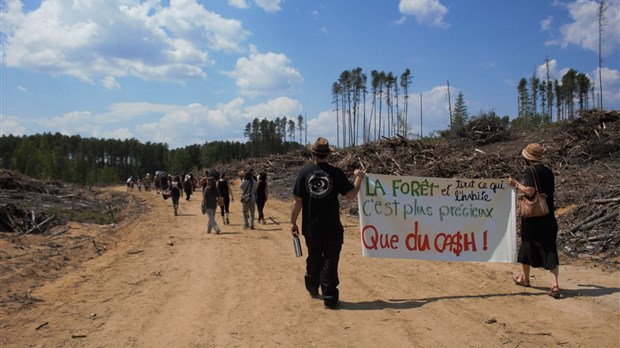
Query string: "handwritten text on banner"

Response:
xmin=358 ymin=174 xmax=517 ymax=262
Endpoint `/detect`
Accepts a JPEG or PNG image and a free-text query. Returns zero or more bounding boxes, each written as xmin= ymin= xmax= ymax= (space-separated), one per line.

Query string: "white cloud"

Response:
xmin=244 ymin=97 xmax=303 ymax=120
xmin=99 ymin=128 xmax=134 ymax=140
xmin=228 ymin=0 xmax=250 ymax=9
xmin=398 ymin=0 xmax=449 ymax=28
xmin=541 ymin=15 xmax=553 ymax=32
xmin=536 ymin=59 xmax=559 ymax=81
xmin=307 ymin=109 xmax=337 ymax=145
xmin=535 ymin=59 xmax=619 ymax=109
xmin=559 ymin=0 xmax=620 ymax=54
xmin=41 ymin=111 xmax=101 ymax=135
xmin=21 ymin=96 xmax=304 ymax=148
xmin=255 ymin=0 xmax=284 ymax=13
xmin=101 ymin=76 xmax=121 ymax=91
xmin=17 ymin=86 xmax=27 ymax=93
xmin=0 ymin=0 xmax=250 ymax=84
xmin=226 ymin=45 xmax=303 ymax=98
xmin=1 ymin=115 xmax=27 ymax=136
xmin=409 ymin=85 xmax=454 ymax=135
xmin=591 ymin=67 xmax=620 ymax=109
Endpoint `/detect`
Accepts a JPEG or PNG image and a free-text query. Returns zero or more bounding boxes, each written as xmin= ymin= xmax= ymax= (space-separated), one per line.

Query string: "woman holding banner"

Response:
xmin=508 ymin=143 xmax=561 ymax=299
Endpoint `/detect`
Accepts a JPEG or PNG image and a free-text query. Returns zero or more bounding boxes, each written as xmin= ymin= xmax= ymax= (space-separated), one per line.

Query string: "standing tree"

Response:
xmin=331 ymin=82 xmax=342 ymax=147
xmin=561 ymin=69 xmax=577 ymax=119
xmin=384 ymin=72 xmax=395 ymax=137
xmin=297 ymin=114 xmax=304 ymax=144
xmin=369 ymin=70 xmax=380 ymax=141
xmin=452 ymin=92 xmax=469 ymax=133
xmin=288 ymin=119 xmax=296 ymax=142
xmin=554 ymin=79 xmax=563 ymax=121
xmin=517 ymin=78 xmax=530 ymax=125
xmin=530 ymin=73 xmax=540 ymax=117
xmin=400 ymin=69 xmax=412 ymax=138
xmin=544 ymin=56 xmax=554 ymax=122
xmin=598 ymin=0 xmax=607 ymax=109
xmin=576 ymin=72 xmax=591 ymax=112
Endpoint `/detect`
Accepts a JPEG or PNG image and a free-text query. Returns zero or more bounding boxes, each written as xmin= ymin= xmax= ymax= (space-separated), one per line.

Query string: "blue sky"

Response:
xmin=1 ymin=0 xmax=619 ymax=149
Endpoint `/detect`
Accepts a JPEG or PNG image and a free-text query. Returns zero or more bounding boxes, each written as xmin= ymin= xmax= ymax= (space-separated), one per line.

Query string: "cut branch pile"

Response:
xmin=234 ymin=110 xmax=620 ymax=262
xmin=0 ymin=169 xmax=143 ymax=234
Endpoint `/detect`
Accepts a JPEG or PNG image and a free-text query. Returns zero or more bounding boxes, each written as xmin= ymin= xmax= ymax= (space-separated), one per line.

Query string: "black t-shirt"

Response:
xmin=523 ymin=163 xmax=555 ymax=213
xmin=293 ymin=162 xmax=354 ymax=236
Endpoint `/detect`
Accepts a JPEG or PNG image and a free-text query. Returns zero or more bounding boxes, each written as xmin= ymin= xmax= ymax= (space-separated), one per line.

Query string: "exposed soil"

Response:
xmin=0 ymin=110 xmax=619 ymax=347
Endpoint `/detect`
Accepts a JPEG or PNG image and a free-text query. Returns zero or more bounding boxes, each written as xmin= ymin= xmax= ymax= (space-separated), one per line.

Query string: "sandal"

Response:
xmin=512 ymin=274 xmax=530 ymax=287
xmin=548 ymin=286 xmax=562 ymax=299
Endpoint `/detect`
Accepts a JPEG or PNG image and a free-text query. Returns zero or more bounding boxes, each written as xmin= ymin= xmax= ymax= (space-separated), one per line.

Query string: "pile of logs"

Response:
xmin=0 ymin=169 xmax=140 ymax=234
xmin=558 ymin=193 xmax=620 ymax=259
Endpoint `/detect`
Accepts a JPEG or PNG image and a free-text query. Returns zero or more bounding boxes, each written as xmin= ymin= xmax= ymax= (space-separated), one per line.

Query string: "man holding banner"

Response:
xmin=290 ymin=137 xmax=366 ymax=310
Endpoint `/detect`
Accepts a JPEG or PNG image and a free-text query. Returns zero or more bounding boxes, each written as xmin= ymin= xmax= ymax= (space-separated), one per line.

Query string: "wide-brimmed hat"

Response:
xmin=308 ymin=137 xmax=335 ymax=155
xmin=521 ymin=143 xmax=544 ymax=162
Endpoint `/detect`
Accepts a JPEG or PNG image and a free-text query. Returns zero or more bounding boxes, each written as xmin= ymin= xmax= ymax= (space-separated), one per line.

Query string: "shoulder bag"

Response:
xmin=240 ymin=180 xmax=252 ymax=203
xmin=520 ymin=166 xmax=549 ymax=218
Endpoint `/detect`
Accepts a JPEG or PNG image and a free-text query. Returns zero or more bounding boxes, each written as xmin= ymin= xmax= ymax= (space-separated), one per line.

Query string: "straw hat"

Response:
xmin=521 ymin=143 xmax=544 ymax=162
xmin=308 ymin=137 xmax=335 ymax=155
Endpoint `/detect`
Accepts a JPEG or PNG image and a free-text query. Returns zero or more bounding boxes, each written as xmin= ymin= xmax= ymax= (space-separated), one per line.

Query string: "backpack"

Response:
xmin=241 ymin=180 xmax=252 ymax=203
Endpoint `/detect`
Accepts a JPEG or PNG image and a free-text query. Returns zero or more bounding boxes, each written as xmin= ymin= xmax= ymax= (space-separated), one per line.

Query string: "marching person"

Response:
xmin=170 ymin=175 xmax=182 ymax=216
xmin=290 ymin=137 xmax=365 ymax=309
xmin=218 ymin=172 xmax=234 ymax=225
xmin=203 ymin=177 xmax=222 ymax=234
xmin=240 ymin=170 xmax=257 ymax=229
xmin=508 ymin=143 xmax=561 ymax=299
xmin=183 ymin=174 xmax=193 ymax=201
xmin=256 ymin=172 xmax=268 ymax=224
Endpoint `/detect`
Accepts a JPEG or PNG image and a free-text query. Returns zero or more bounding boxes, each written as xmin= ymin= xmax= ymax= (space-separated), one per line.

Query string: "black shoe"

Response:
xmin=324 ymin=302 xmax=340 ymax=310
xmin=309 ymin=290 xmax=321 ymax=299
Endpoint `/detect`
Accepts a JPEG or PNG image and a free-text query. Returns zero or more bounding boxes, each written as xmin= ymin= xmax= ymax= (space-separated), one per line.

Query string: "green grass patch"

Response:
xmin=47 ymin=207 xmax=117 ymax=225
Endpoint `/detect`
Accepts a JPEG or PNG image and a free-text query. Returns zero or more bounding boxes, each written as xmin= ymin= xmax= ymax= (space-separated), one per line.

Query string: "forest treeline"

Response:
xmin=332 ymin=62 xmax=601 ymax=147
xmin=0 ymin=117 xmax=301 ymax=185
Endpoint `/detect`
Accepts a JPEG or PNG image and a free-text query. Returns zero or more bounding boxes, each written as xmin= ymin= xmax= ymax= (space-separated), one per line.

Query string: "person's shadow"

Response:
xmin=338 ymin=284 xmax=620 ymax=310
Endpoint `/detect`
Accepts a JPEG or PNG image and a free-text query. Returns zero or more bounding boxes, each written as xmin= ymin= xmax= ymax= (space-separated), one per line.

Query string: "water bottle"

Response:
xmin=293 ymin=234 xmax=303 ymax=257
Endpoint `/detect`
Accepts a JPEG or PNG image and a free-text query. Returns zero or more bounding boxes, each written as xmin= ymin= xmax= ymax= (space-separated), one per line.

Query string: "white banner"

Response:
xmin=358 ymin=174 xmax=517 ymax=262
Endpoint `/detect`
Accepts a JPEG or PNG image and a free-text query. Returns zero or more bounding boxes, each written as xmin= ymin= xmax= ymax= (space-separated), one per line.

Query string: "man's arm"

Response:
xmin=290 ymin=196 xmax=303 ymax=236
xmin=344 ymin=169 xmax=366 ymax=200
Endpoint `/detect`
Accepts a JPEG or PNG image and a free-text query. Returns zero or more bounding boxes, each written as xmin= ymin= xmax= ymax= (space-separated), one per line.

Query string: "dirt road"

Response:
xmin=1 ymin=185 xmax=619 ymax=347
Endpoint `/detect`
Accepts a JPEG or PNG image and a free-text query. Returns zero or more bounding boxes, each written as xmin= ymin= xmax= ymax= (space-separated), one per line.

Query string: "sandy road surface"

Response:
xmin=1 ymin=185 xmax=619 ymax=348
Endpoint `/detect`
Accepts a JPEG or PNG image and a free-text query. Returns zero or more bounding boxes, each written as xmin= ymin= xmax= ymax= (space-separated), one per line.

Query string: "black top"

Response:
xmin=257 ymin=180 xmax=267 ymax=200
xmin=523 ymin=163 xmax=555 ymax=213
xmin=518 ymin=162 xmax=559 ymax=269
xmin=217 ymin=179 xmax=229 ymax=196
xmin=293 ymin=163 xmax=353 ymax=237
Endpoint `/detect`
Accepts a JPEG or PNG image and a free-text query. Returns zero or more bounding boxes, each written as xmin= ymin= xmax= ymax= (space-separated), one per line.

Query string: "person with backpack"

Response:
xmin=239 ymin=170 xmax=257 ymax=229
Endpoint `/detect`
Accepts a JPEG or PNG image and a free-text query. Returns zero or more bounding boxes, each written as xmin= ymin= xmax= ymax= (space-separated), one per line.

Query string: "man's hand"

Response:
xmin=291 ymin=222 xmax=299 ymax=236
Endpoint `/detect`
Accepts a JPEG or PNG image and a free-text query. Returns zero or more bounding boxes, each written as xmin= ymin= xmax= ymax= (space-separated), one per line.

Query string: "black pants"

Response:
xmin=220 ymin=196 xmax=230 ymax=216
xmin=304 ymin=233 xmax=343 ymax=306
xmin=256 ymin=198 xmax=266 ymax=221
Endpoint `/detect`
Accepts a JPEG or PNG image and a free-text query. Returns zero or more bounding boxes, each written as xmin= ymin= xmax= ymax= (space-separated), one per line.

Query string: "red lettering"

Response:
xmin=405 ymin=221 xmax=430 ymax=251
xmin=361 ymin=225 xmax=399 ymax=250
